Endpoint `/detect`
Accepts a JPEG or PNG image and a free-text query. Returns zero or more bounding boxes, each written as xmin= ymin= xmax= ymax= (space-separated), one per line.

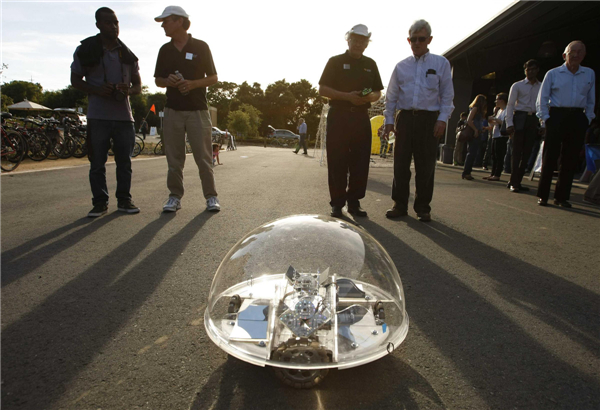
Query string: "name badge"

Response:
xmin=343 ymin=64 xmax=350 ymax=69
xmin=186 ymin=53 xmax=194 ymax=60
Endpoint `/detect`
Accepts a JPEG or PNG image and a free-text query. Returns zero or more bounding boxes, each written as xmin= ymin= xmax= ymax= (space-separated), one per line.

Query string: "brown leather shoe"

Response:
xmin=386 ymin=207 xmax=408 ymax=218
xmin=347 ymin=204 xmax=367 ymax=217
xmin=417 ymin=212 xmax=432 ymax=222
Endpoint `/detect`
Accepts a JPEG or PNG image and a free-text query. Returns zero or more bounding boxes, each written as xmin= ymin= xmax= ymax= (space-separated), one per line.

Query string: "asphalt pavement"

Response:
xmin=1 ymin=146 xmax=599 ymax=409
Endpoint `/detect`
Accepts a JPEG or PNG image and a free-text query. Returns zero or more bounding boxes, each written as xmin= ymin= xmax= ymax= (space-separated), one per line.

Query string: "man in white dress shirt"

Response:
xmin=536 ymin=41 xmax=596 ymax=207
xmin=506 ymin=59 xmax=542 ymax=193
xmin=383 ymin=19 xmax=454 ymax=222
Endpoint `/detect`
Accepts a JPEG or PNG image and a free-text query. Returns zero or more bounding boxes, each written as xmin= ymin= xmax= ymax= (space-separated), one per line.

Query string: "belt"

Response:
xmin=550 ymin=107 xmax=584 ymax=112
xmin=399 ymin=109 xmax=438 ymax=116
xmin=515 ymin=111 xmax=535 ymax=116
xmin=330 ymin=106 xmax=369 ymax=113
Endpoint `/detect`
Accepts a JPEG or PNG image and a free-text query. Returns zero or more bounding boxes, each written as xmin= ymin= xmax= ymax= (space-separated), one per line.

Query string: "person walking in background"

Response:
xmin=505 ymin=59 xmax=542 ymax=192
xmin=318 ymin=24 xmax=383 ymax=218
xmin=461 ymin=94 xmax=487 ymax=180
xmin=536 ymin=40 xmax=596 ymax=207
xmin=481 ymin=112 xmax=495 ymax=171
xmin=294 ymin=118 xmax=308 ymax=155
xmin=140 ymin=118 xmax=149 ymax=140
xmin=484 ymin=93 xmax=510 ymax=182
xmin=453 ymin=112 xmax=468 ymax=166
xmin=474 ymin=116 xmax=489 ymax=168
xmin=378 ymin=124 xmax=388 ymax=158
xmin=383 ymin=19 xmax=454 ymax=222
xmin=71 ymin=7 xmax=142 ymax=217
xmin=154 ymin=5 xmax=220 ymax=213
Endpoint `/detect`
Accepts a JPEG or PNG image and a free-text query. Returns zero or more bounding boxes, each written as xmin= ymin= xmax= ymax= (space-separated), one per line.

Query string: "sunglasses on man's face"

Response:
xmin=409 ymin=36 xmax=429 ymax=43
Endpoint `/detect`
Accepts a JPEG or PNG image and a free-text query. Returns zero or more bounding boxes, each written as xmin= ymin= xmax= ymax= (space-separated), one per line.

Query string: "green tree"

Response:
xmin=41 ymin=86 xmax=87 ymax=111
xmin=1 ymin=93 xmax=14 ymax=112
xmin=129 ymin=85 xmax=149 ymax=124
xmin=1 ymin=80 xmax=44 ymax=103
xmin=207 ymin=81 xmax=238 ymax=129
xmin=227 ymin=110 xmax=251 ymax=136
xmin=236 ymin=103 xmax=262 ymax=137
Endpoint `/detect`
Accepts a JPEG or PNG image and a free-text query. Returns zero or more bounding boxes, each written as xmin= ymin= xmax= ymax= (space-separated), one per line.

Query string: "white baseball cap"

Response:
xmin=155 ymin=6 xmax=189 ymax=22
xmin=347 ymin=24 xmax=371 ymax=38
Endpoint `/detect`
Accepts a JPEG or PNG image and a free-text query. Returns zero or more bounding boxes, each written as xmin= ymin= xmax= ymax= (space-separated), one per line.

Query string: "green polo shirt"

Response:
xmin=319 ymin=50 xmax=384 ymax=109
xmin=154 ymin=34 xmax=217 ymax=111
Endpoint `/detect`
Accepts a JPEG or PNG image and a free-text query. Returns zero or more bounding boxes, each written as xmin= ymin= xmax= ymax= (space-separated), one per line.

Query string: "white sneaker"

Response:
xmin=163 ymin=197 xmax=181 ymax=212
xmin=206 ymin=196 xmax=221 ymax=212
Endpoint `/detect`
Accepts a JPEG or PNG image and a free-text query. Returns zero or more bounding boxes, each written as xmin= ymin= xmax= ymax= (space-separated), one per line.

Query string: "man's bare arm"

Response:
xmin=71 ymin=72 xmax=112 ymax=97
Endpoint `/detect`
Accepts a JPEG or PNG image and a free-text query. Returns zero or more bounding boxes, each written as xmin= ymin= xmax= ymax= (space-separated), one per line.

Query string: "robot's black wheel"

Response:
xmin=272 ymin=367 xmax=329 ymax=389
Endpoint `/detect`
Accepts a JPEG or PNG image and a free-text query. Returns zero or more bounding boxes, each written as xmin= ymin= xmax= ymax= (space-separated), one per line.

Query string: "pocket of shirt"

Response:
xmin=425 ymin=74 xmax=439 ymax=90
xmin=580 ymin=81 xmax=592 ymax=96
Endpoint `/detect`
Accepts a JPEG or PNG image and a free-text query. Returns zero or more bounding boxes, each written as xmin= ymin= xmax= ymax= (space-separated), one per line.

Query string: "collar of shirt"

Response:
xmin=558 ymin=63 xmax=585 ymax=75
xmin=412 ymin=51 xmax=430 ymax=62
xmin=524 ymin=77 xmax=539 ymax=85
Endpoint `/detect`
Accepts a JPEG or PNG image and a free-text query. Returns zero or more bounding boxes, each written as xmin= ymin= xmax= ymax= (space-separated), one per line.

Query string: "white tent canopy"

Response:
xmin=7 ymin=99 xmax=51 ymax=111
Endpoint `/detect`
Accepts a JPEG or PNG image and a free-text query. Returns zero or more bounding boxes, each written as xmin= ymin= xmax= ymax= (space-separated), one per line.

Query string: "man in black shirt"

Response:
xmin=319 ymin=24 xmax=384 ymax=218
xmin=154 ymin=6 xmax=220 ymax=213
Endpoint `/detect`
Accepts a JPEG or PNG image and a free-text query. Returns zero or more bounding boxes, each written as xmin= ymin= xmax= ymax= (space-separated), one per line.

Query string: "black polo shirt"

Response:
xmin=319 ymin=51 xmax=383 ymax=109
xmin=154 ymin=34 xmax=217 ymax=111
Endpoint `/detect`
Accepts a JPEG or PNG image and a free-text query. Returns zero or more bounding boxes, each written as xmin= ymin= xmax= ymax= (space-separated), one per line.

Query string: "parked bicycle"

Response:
xmin=1 ymin=113 xmax=25 ymax=172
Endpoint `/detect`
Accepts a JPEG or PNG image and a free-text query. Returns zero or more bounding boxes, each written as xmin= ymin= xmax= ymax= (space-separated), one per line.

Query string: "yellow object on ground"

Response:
xmin=370 ymin=115 xmax=390 ymax=155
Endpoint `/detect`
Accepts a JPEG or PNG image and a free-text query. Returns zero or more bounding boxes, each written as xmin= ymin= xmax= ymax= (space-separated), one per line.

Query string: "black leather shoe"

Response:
xmin=510 ymin=185 xmax=520 ymax=193
xmin=537 ymin=198 xmax=548 ymax=206
xmin=553 ymin=200 xmax=572 ymax=208
xmin=330 ymin=206 xmax=344 ymax=218
xmin=506 ymin=182 xmax=512 ymax=189
xmin=519 ymin=186 xmax=530 ymax=192
xmin=417 ymin=213 xmax=432 ymax=222
xmin=347 ymin=205 xmax=367 ymax=217
xmin=386 ymin=207 xmax=408 ymax=218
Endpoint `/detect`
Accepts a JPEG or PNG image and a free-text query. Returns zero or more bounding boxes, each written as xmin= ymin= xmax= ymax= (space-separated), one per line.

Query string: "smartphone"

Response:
xmin=361 ymin=88 xmax=372 ymax=96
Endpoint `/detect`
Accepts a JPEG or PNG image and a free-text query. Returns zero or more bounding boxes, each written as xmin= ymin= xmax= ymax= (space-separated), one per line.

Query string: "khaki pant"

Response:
xmin=163 ymin=108 xmax=217 ymax=199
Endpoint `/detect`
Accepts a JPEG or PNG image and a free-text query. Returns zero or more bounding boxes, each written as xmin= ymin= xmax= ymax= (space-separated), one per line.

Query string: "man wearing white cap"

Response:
xmin=318 ymin=24 xmax=384 ymax=218
xmin=154 ymin=6 xmax=220 ymax=213
xmin=383 ymin=19 xmax=454 ymax=222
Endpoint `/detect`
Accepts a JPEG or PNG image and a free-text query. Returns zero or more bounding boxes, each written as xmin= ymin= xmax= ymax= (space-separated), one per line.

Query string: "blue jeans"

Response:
xmin=87 ymin=119 xmax=135 ymax=205
xmin=462 ymin=137 xmax=481 ymax=176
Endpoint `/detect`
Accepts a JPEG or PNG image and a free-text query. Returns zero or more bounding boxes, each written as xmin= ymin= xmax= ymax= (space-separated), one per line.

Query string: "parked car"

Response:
xmin=267 ymin=125 xmax=299 ymax=139
xmin=54 ymin=108 xmax=87 ymax=126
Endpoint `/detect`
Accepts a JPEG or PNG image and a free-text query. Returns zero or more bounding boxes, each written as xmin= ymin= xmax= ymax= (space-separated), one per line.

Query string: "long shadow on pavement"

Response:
xmin=357 ymin=219 xmax=600 ymax=409
xmin=1 ymin=214 xmax=118 ymax=287
xmin=1 ymin=212 xmax=213 ymax=409
xmin=190 ymin=354 xmax=444 ymax=410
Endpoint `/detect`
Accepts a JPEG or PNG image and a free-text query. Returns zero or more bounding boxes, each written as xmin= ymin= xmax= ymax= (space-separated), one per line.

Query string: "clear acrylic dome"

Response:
xmin=204 ymin=215 xmax=409 ymax=370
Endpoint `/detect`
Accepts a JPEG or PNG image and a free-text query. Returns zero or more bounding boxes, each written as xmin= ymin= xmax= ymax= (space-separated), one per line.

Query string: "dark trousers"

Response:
xmin=491 ymin=137 xmax=508 ymax=177
xmin=510 ymin=113 xmax=538 ymax=188
xmin=88 ymin=119 xmax=135 ymax=205
xmin=326 ymin=108 xmax=372 ymax=207
xmin=537 ymin=109 xmax=588 ymax=201
xmin=295 ymin=133 xmax=308 ymax=154
xmin=462 ymin=137 xmax=481 ymax=176
xmin=504 ymin=138 xmax=512 ymax=173
xmin=392 ymin=110 xmax=439 ymax=214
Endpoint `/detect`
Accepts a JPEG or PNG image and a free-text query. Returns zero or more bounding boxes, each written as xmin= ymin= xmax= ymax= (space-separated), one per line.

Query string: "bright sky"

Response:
xmin=1 ymin=0 xmax=515 ymax=95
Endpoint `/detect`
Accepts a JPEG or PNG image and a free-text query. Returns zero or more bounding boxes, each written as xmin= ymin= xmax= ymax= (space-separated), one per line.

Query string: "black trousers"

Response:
xmin=509 ymin=112 xmax=538 ymax=188
xmin=326 ymin=108 xmax=372 ymax=207
xmin=491 ymin=137 xmax=508 ymax=178
xmin=537 ymin=108 xmax=588 ymax=201
xmin=392 ymin=110 xmax=439 ymax=214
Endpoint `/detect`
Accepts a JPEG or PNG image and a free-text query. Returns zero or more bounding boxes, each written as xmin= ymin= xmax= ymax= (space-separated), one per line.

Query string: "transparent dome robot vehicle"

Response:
xmin=204 ymin=215 xmax=409 ymax=388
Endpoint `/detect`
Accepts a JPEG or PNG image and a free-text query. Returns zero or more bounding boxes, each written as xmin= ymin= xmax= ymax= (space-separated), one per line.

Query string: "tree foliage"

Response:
xmin=41 ymin=86 xmax=87 ymax=110
xmin=2 ymin=80 xmax=44 ymax=103
xmin=1 ymin=93 xmax=14 ymax=112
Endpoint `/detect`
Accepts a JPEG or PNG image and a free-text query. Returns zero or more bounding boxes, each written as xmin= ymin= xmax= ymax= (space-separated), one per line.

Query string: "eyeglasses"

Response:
xmin=409 ymin=36 xmax=429 ymax=43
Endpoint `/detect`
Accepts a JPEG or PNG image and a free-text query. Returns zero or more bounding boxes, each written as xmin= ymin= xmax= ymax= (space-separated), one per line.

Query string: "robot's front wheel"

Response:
xmin=273 ymin=367 xmax=329 ymax=389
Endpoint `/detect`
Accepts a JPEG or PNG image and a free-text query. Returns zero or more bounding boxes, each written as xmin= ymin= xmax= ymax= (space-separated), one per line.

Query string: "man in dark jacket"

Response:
xmin=71 ymin=7 xmax=142 ymax=217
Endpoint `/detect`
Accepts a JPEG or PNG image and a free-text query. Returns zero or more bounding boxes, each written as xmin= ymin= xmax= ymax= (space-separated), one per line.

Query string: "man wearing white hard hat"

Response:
xmin=154 ymin=6 xmax=221 ymax=213
xmin=318 ymin=24 xmax=384 ymax=218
